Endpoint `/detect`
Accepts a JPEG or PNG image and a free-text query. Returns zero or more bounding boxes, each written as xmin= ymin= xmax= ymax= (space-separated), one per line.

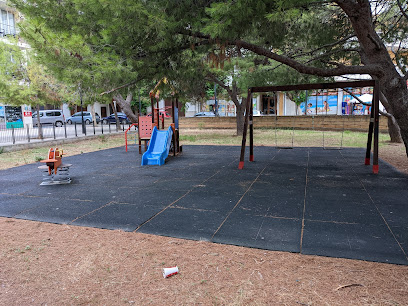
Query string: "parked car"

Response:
xmin=194 ymin=111 xmax=215 ymax=117
xmin=32 ymin=110 xmax=65 ymax=127
xmin=66 ymin=112 xmax=100 ymax=124
xmin=253 ymin=110 xmax=261 ymax=117
xmin=101 ymin=112 xmax=131 ymax=124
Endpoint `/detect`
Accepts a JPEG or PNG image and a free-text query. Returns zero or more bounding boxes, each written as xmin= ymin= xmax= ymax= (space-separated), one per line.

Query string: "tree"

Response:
xmin=11 ymin=0 xmax=408 ymax=156
xmin=0 ymin=38 xmax=72 ymax=137
xmin=197 ymin=0 xmax=408 ymax=153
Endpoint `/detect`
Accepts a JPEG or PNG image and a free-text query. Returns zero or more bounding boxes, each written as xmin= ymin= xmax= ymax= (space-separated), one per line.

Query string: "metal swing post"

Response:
xmin=373 ymin=80 xmax=380 ymax=174
xmin=249 ymin=95 xmax=254 ymax=162
xmin=365 ymin=90 xmax=375 ymax=165
xmin=238 ymin=89 xmax=253 ymax=169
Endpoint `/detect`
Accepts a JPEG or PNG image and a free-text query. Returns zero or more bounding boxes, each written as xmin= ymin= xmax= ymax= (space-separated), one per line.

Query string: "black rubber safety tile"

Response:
xmin=262 ymin=162 xmax=308 ymax=173
xmin=20 ymin=182 xmax=86 ymax=198
xmin=173 ymin=189 xmax=242 ymax=212
xmin=1 ymin=180 xmax=38 ymax=195
xmin=362 ymin=183 xmax=408 ymax=204
xmin=388 ymin=226 xmax=408 ymax=253
xmin=114 ymin=188 xmax=186 ymax=206
xmin=237 ymin=192 xmax=304 ymax=219
xmin=305 ymin=199 xmax=384 ymax=225
xmin=375 ymin=203 xmax=408 ymax=227
xmin=149 ymin=178 xmax=205 ymax=192
xmin=71 ymin=202 xmax=164 ymax=231
xmin=301 ymin=220 xmax=408 ymax=265
xmin=14 ymin=199 xmax=104 ymax=225
xmin=305 ymin=185 xmax=372 ymax=205
xmin=0 ymin=195 xmax=53 ymax=217
xmin=0 ymin=166 xmax=43 ymax=195
xmin=212 ymin=211 xmax=302 ymax=252
xmin=196 ymin=179 xmax=253 ymax=196
xmin=22 ymin=184 xmax=119 ymax=204
xmin=306 ymin=186 xmax=370 ymax=206
xmin=249 ymin=180 xmax=306 ymax=198
xmin=137 ymin=207 xmax=228 ymax=241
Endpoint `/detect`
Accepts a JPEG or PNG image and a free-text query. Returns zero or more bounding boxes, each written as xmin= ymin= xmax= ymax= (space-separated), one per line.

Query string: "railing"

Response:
xmin=125 ymin=123 xmax=139 ymax=152
xmin=0 ymin=121 xmax=132 ymax=146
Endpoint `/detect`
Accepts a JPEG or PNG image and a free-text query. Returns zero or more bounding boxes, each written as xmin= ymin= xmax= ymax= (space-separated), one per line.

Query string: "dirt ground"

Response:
xmin=0 ymin=137 xmax=407 ymax=305
xmin=1 ymin=219 xmax=407 ymax=305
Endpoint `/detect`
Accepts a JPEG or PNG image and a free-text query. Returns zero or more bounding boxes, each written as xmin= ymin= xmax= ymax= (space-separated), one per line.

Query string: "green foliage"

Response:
xmin=287 ymin=91 xmax=307 ymax=106
xmin=9 ymin=0 xmax=407 ymax=110
xmin=0 ymin=38 xmax=72 ymax=107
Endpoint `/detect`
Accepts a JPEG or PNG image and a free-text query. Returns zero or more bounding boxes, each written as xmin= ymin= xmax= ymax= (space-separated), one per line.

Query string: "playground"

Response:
xmin=1 ymin=136 xmax=408 ymax=304
xmin=1 ymin=143 xmax=407 ymax=265
xmin=1 ymin=81 xmax=408 ymax=304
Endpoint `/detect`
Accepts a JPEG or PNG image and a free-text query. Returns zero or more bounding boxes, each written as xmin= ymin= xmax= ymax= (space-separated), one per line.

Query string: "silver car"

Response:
xmin=32 ymin=110 xmax=65 ymax=127
xmin=66 ymin=112 xmax=100 ymax=124
xmin=194 ymin=111 xmax=215 ymax=117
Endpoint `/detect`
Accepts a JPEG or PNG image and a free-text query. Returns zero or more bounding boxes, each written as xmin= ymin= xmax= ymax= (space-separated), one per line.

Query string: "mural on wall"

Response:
xmin=201 ymin=100 xmax=236 ymax=116
xmin=299 ymin=87 xmax=373 ymax=115
xmin=342 ymin=87 xmax=373 ymax=115
xmin=300 ymin=90 xmax=338 ymax=115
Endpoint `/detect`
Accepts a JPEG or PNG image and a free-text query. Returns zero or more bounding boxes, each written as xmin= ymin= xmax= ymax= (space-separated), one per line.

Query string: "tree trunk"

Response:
xmin=36 ymin=105 xmax=43 ymax=140
xmin=236 ymin=99 xmax=246 ymax=136
xmin=110 ymin=101 xmax=121 ymax=130
xmin=113 ymin=92 xmax=138 ymax=123
xmin=386 ymin=113 xmax=403 ymax=143
xmin=336 ymin=0 xmax=408 ymax=156
xmin=346 ymin=89 xmax=403 ymax=144
xmin=90 ymin=104 xmax=97 ymax=125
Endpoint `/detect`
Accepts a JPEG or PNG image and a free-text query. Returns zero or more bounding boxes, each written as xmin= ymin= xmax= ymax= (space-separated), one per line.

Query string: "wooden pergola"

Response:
xmin=238 ymin=80 xmax=380 ymax=174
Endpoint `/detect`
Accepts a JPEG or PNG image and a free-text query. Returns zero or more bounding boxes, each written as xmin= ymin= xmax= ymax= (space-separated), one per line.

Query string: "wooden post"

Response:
xmin=239 ymin=88 xmax=252 ymax=169
xmin=150 ymin=94 xmax=155 ymax=126
xmin=373 ymin=80 xmax=380 ymax=174
xmin=176 ymin=98 xmax=180 ymax=153
xmin=172 ymin=98 xmax=176 ymax=156
xmin=249 ymin=94 xmax=254 ymax=162
xmin=365 ymin=98 xmax=375 ymax=165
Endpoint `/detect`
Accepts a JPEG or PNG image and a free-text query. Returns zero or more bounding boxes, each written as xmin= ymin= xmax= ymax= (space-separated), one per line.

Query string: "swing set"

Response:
xmin=239 ymin=80 xmax=381 ymax=174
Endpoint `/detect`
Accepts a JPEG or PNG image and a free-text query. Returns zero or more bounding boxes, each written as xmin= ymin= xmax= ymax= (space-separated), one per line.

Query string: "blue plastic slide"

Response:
xmin=141 ymin=126 xmax=173 ymax=166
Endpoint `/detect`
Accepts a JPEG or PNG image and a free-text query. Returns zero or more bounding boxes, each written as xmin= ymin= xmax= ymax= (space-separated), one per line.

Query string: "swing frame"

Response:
xmin=238 ymin=80 xmax=380 ymax=174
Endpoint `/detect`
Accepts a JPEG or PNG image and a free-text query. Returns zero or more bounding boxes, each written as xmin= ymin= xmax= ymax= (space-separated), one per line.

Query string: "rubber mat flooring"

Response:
xmin=1 ymin=145 xmax=407 ymax=265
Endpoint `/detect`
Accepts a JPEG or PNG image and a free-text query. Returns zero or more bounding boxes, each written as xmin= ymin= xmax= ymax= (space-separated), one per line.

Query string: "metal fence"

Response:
xmin=0 ymin=121 xmax=134 ymax=145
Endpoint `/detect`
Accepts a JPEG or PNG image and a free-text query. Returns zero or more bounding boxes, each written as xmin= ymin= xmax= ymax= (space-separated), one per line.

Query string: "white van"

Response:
xmin=32 ymin=110 xmax=65 ymax=127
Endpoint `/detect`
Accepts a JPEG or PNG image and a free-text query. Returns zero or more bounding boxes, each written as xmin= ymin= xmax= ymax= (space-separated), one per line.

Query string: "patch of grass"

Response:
xmin=181 ymin=128 xmax=391 ymax=149
xmin=180 ymin=135 xmax=198 ymax=142
xmin=35 ymin=156 xmax=43 ymax=162
xmin=0 ymin=135 xmax=124 ymax=170
xmin=0 ymin=128 xmax=393 ymax=171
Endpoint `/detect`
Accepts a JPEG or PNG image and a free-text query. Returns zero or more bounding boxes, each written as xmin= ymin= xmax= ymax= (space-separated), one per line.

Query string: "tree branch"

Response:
xmin=100 ymin=79 xmax=140 ymax=96
xmin=287 ymin=34 xmax=357 ymax=59
xmin=397 ymin=0 xmax=408 ymax=21
xmin=179 ymin=30 xmax=382 ymax=78
xmin=206 ymin=72 xmax=240 ymax=106
xmin=343 ymin=88 xmax=388 ymax=117
xmin=232 ymin=38 xmax=381 ymax=77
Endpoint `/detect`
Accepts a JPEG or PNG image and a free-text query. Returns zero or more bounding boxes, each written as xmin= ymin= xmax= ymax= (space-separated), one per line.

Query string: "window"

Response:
xmin=0 ymin=9 xmax=16 ymax=36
